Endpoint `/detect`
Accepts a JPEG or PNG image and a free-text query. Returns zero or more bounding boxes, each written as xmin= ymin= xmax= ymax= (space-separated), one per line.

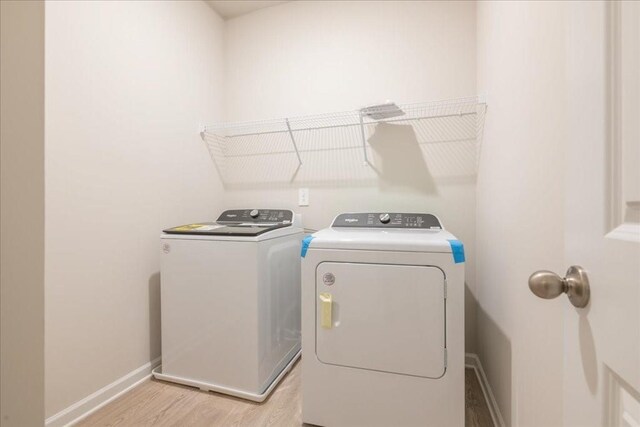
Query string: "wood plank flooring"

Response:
xmin=77 ymin=361 xmax=493 ymax=427
xmin=465 ymin=368 xmax=494 ymax=427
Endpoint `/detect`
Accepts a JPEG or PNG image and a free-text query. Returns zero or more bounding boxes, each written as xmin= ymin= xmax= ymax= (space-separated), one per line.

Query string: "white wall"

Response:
xmin=44 ymin=1 xmax=225 ymax=418
xmin=0 ymin=1 xmax=45 ymax=425
xmin=223 ymin=0 xmax=479 ymax=352
xmin=476 ymin=2 xmax=567 ymax=426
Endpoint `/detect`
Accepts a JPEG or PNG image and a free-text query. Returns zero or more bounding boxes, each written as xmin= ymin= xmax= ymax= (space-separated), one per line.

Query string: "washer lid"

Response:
xmin=163 ymin=222 xmax=290 ymax=237
xmin=163 ymin=209 xmax=294 ymax=237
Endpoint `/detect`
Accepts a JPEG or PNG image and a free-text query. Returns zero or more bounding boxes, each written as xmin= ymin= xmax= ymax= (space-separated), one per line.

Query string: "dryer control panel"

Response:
xmin=216 ymin=209 xmax=293 ymax=224
xmin=332 ymin=213 xmax=442 ymax=229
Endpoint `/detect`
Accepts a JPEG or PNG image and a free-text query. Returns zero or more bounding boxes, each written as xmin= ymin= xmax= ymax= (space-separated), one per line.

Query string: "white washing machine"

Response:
xmin=153 ymin=209 xmax=303 ymax=402
xmin=301 ymin=212 xmax=465 ymax=427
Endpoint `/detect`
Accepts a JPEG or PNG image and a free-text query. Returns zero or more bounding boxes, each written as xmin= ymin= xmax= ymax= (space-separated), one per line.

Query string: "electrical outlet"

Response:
xmin=298 ymin=188 xmax=309 ymax=206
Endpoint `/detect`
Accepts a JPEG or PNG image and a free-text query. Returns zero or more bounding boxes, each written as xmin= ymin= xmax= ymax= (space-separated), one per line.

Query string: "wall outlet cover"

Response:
xmin=298 ymin=188 xmax=309 ymax=206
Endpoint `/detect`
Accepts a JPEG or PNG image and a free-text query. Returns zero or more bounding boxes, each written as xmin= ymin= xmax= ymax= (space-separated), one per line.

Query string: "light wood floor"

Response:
xmin=77 ymin=361 xmax=493 ymax=427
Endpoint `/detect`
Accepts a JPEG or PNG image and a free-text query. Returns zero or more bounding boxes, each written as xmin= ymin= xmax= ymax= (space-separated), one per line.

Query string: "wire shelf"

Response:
xmin=201 ymin=96 xmax=487 ymax=185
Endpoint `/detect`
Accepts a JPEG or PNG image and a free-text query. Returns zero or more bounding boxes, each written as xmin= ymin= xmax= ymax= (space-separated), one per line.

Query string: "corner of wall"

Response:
xmin=0 ymin=1 xmax=46 ymax=425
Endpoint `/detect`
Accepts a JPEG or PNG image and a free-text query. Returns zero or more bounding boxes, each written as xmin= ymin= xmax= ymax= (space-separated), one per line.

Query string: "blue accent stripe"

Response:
xmin=447 ymin=239 xmax=465 ymax=263
xmin=301 ymin=235 xmax=315 ymax=258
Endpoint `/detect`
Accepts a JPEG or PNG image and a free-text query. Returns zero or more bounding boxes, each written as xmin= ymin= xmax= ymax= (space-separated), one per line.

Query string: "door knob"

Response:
xmin=528 ymin=265 xmax=590 ymax=308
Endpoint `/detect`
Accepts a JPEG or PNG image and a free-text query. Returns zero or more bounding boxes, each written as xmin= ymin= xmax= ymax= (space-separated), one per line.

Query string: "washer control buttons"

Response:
xmin=249 ymin=209 xmax=260 ymax=218
xmin=379 ymin=213 xmax=391 ymax=224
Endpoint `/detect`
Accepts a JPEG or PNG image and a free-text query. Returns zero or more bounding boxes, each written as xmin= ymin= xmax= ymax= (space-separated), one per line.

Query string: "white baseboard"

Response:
xmin=465 ymin=353 xmax=506 ymax=427
xmin=45 ymin=357 xmax=161 ymax=427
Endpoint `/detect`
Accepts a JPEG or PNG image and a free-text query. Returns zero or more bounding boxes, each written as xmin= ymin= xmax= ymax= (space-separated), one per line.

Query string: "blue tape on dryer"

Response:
xmin=301 ymin=235 xmax=315 ymax=258
xmin=447 ymin=239 xmax=465 ymax=263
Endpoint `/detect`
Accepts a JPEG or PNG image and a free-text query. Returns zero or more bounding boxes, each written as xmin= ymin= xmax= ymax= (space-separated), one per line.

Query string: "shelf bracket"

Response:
xmin=359 ymin=112 xmax=372 ymax=166
xmin=285 ymin=118 xmax=303 ymax=167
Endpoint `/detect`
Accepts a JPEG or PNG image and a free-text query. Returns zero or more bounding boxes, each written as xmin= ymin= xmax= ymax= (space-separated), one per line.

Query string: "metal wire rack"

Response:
xmin=201 ymin=96 xmax=487 ymax=184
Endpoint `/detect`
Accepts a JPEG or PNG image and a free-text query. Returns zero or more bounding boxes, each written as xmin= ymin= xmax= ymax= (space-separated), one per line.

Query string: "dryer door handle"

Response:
xmin=319 ymin=293 xmax=333 ymax=329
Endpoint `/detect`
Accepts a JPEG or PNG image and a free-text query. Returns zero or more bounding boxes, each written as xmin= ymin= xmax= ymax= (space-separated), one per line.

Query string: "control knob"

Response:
xmin=249 ymin=209 xmax=260 ymax=218
xmin=379 ymin=213 xmax=390 ymax=224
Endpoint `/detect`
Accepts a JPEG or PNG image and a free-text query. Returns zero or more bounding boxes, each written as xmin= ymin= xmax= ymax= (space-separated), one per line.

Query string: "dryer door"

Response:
xmin=316 ymin=262 xmax=445 ymax=378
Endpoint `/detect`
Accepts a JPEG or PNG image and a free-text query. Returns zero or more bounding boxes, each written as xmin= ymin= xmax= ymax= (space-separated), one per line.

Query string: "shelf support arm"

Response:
xmin=285 ymin=118 xmax=303 ymax=167
xmin=359 ymin=112 xmax=372 ymax=166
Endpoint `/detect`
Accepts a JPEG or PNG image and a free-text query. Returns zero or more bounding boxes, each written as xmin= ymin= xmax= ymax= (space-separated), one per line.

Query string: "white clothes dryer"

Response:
xmin=154 ymin=209 xmax=303 ymax=402
xmin=301 ymin=212 xmax=465 ymax=426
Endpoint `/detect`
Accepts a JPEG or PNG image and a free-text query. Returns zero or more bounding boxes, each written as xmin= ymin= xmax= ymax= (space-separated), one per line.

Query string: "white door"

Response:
xmin=315 ymin=262 xmax=446 ymax=378
xmin=562 ymin=1 xmax=640 ymax=425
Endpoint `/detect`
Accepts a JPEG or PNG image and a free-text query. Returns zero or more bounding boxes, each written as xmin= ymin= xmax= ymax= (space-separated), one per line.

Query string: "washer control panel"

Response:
xmin=217 ymin=209 xmax=293 ymax=224
xmin=332 ymin=212 xmax=442 ymax=229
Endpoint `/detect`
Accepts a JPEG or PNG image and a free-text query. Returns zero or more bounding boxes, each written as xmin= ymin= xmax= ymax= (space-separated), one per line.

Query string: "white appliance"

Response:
xmin=153 ymin=209 xmax=303 ymax=402
xmin=301 ymin=212 xmax=465 ymax=427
